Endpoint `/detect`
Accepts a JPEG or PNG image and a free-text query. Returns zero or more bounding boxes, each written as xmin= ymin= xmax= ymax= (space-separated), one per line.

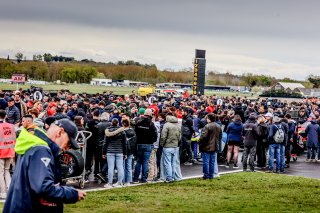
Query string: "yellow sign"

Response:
xmin=193 ymin=59 xmax=199 ymax=95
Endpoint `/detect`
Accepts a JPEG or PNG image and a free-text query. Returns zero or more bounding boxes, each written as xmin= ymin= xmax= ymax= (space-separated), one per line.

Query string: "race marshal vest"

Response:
xmin=0 ymin=122 xmax=16 ymax=158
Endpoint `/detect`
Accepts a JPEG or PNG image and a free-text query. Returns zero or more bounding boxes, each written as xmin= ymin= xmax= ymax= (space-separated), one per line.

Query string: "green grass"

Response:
xmin=0 ymin=83 xmax=256 ymax=97
xmin=64 ymin=172 xmax=320 ymax=213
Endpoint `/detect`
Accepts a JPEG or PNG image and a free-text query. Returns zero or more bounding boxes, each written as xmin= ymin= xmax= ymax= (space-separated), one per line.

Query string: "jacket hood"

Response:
xmin=15 ymin=128 xmax=48 ymax=155
xmin=166 ymin=116 xmax=178 ymax=123
xmin=234 ymin=120 xmax=242 ymax=125
xmin=105 ymin=127 xmax=125 ymax=137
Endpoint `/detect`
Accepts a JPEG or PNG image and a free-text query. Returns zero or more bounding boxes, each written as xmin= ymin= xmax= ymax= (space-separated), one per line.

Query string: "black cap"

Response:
xmin=7 ymin=97 xmax=14 ymax=102
xmin=54 ymin=119 xmax=79 ymax=149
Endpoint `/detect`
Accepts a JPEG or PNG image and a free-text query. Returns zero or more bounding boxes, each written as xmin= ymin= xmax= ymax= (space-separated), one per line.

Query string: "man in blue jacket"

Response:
xmin=4 ymin=119 xmax=86 ymax=213
xmin=268 ymin=116 xmax=287 ymax=173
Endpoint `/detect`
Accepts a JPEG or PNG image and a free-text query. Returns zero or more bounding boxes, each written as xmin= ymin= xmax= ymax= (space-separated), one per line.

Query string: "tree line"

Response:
xmin=1 ymin=53 xmax=318 ymax=87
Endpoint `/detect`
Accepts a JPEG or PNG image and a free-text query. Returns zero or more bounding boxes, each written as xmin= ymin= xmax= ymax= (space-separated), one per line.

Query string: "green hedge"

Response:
xmin=259 ymin=89 xmax=303 ymax=98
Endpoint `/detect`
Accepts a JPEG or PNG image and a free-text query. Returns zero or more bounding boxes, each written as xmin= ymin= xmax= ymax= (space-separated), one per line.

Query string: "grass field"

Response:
xmin=62 ymin=172 xmax=320 ymax=213
xmin=1 ymin=173 xmax=319 ymax=212
xmin=0 ymin=83 xmax=256 ymax=97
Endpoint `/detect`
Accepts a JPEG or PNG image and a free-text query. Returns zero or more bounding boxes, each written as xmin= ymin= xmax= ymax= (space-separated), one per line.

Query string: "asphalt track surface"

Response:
xmin=66 ymin=153 xmax=320 ymax=191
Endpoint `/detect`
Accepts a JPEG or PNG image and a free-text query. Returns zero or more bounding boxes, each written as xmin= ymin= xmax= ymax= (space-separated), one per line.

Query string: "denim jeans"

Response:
xmin=107 ymin=153 xmax=124 ymax=184
xmin=124 ymin=154 xmax=133 ymax=183
xmin=279 ymin=145 xmax=285 ymax=172
xmin=214 ymin=153 xmax=218 ymax=176
xmin=133 ymin=144 xmax=153 ymax=183
xmin=318 ymin=143 xmax=320 ymax=160
xmin=162 ymin=147 xmax=182 ymax=181
xmin=269 ymin=144 xmax=281 ymax=172
xmin=307 ymin=144 xmax=317 ymax=159
xmin=202 ymin=151 xmax=216 ymax=179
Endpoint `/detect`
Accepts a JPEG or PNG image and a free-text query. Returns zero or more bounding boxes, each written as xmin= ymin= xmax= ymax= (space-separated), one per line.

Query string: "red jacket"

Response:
xmin=148 ymin=104 xmax=159 ymax=117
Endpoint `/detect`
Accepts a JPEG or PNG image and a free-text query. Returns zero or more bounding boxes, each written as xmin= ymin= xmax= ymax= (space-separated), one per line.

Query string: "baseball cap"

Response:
xmin=54 ymin=119 xmax=79 ymax=149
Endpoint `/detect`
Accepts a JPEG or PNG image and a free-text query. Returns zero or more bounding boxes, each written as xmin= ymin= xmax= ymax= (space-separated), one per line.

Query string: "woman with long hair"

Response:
xmin=103 ymin=118 xmax=126 ymax=188
xmin=225 ymin=114 xmax=243 ymax=168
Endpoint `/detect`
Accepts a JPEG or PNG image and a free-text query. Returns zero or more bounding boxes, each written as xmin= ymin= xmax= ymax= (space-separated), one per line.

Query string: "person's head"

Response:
xmin=181 ymin=107 xmax=189 ymax=116
xmin=28 ymin=108 xmax=39 ymax=119
xmin=74 ymin=116 xmax=84 ymax=127
xmin=122 ymin=118 xmax=130 ymax=128
xmin=98 ymin=101 xmax=106 ymax=109
xmin=100 ymin=112 xmax=110 ymax=121
xmin=234 ymin=114 xmax=242 ymax=122
xmin=22 ymin=115 xmax=33 ymax=129
xmin=111 ymin=118 xmax=119 ymax=127
xmin=144 ymin=109 xmax=153 ymax=117
xmin=206 ymin=113 xmax=216 ymax=123
xmin=92 ymin=109 xmax=100 ymax=118
xmin=158 ymin=113 xmax=166 ymax=122
xmin=14 ymin=92 xmax=21 ymax=102
xmin=273 ymin=116 xmax=281 ymax=123
xmin=46 ymin=119 xmax=79 ymax=150
xmin=0 ymin=110 xmax=6 ymax=120
xmin=7 ymin=97 xmax=14 ymax=107
xmin=285 ymin=113 xmax=292 ymax=120
xmin=257 ymin=115 xmax=266 ymax=124
xmin=71 ymin=102 xmax=78 ymax=110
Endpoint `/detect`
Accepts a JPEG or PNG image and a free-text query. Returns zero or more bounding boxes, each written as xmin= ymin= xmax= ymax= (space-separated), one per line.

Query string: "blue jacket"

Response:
xmin=305 ymin=120 xmax=320 ymax=147
xmin=4 ymin=129 xmax=78 ymax=213
xmin=66 ymin=109 xmax=78 ymax=121
xmin=226 ymin=120 xmax=243 ymax=143
xmin=268 ymin=123 xmax=288 ymax=145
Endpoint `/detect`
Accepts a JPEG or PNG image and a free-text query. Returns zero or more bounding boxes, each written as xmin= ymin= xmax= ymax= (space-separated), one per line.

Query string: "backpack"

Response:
xmin=273 ymin=125 xmax=285 ymax=143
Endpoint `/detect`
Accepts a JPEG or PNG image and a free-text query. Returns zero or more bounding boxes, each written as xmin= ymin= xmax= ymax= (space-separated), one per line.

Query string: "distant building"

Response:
xmin=293 ymin=88 xmax=320 ymax=97
xmin=271 ymin=82 xmax=305 ymax=91
xmin=90 ymin=78 xmax=112 ymax=86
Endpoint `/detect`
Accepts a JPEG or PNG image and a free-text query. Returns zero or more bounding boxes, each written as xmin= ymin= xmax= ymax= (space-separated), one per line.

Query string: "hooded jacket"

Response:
xmin=160 ymin=116 xmax=181 ymax=148
xmin=226 ymin=120 xmax=243 ymax=143
xmin=4 ymin=128 xmax=78 ymax=213
xmin=242 ymin=116 xmax=258 ymax=147
xmin=103 ymin=126 xmax=127 ymax=155
xmin=135 ymin=116 xmax=157 ymax=145
xmin=199 ymin=121 xmax=222 ymax=152
xmin=305 ymin=120 xmax=320 ymax=147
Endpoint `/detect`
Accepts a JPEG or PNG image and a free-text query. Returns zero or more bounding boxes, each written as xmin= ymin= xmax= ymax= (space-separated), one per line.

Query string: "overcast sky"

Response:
xmin=0 ymin=0 xmax=319 ymax=80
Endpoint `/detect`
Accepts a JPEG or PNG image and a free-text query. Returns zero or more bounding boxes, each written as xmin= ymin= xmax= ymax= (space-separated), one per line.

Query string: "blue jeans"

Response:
xmin=133 ymin=144 xmax=153 ymax=183
xmin=318 ymin=143 xmax=320 ymax=160
xmin=202 ymin=151 xmax=216 ymax=179
xmin=124 ymin=154 xmax=133 ymax=183
xmin=162 ymin=147 xmax=181 ymax=181
xmin=269 ymin=144 xmax=281 ymax=172
xmin=280 ymin=145 xmax=285 ymax=172
xmin=214 ymin=153 xmax=218 ymax=176
xmin=107 ymin=153 xmax=124 ymax=184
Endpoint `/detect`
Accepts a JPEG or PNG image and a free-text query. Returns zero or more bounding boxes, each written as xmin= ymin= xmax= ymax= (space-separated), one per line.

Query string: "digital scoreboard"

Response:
xmin=193 ymin=49 xmax=206 ymax=95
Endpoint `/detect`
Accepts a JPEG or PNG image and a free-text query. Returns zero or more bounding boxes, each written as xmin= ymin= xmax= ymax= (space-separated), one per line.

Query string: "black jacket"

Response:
xmin=97 ymin=120 xmax=111 ymax=147
xmin=124 ymin=128 xmax=137 ymax=156
xmin=242 ymin=118 xmax=258 ymax=147
xmin=135 ymin=116 xmax=157 ymax=145
xmin=86 ymin=119 xmax=100 ymax=148
xmin=103 ymin=126 xmax=127 ymax=155
xmin=182 ymin=114 xmax=195 ymax=140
